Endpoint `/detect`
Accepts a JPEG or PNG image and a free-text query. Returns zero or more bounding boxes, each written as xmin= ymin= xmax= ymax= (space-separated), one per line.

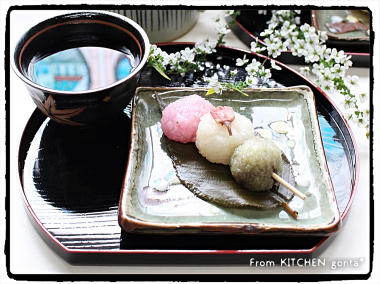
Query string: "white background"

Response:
xmin=1 ymin=0 xmax=379 ymax=283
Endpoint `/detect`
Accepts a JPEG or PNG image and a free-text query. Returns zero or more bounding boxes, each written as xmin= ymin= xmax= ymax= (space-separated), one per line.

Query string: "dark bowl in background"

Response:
xmin=11 ymin=11 xmax=150 ymax=128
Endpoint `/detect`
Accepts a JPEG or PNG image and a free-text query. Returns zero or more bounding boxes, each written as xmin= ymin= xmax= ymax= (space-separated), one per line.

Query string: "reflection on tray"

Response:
xmin=120 ymin=229 xmax=322 ymax=250
xmin=25 ymin=115 xmax=131 ymax=212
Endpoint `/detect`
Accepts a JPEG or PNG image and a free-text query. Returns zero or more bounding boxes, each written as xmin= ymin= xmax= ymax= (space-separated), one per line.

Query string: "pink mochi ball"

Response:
xmin=161 ymin=95 xmax=214 ymax=143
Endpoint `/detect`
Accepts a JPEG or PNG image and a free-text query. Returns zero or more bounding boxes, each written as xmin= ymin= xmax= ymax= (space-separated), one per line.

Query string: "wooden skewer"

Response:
xmin=281 ymin=202 xmax=299 ymax=219
xmin=272 ymin=172 xmax=307 ymax=200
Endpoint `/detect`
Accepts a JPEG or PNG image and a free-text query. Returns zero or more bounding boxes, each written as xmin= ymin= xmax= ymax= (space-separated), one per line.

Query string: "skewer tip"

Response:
xmin=281 ymin=202 xmax=299 ymax=219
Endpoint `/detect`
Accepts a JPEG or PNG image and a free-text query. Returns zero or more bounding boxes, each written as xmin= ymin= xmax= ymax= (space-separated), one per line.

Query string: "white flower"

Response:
xmin=160 ymin=53 xmax=170 ymax=66
xmin=316 ymin=68 xmax=335 ymax=86
xmin=263 ymin=34 xmax=279 ymax=46
xmin=318 ymin=31 xmax=328 ymax=43
xmin=258 ymin=10 xmax=267 ymax=15
xmin=351 ymin=115 xmax=358 ymax=124
xmin=363 ymin=108 xmax=370 ymax=119
xmin=267 ymin=40 xmax=282 ymax=58
xmin=346 ymin=75 xmax=360 ymax=87
xmin=279 ymin=40 xmax=289 ymax=52
xmin=300 ymin=23 xmax=311 ymax=33
xmin=356 ymin=118 xmax=364 ymax=128
xmin=312 ymin=62 xmax=325 ymax=77
xmin=342 ymin=95 xmax=357 ymax=109
xmin=280 ymin=21 xmax=296 ymax=37
xmin=245 ymin=59 xmax=261 ymax=75
xmin=260 ymin=67 xmax=272 ymax=78
xmin=194 ymin=38 xmax=217 ymax=54
xmin=285 ymin=36 xmax=298 ymax=49
xmin=236 ymin=54 xmax=249 ymax=66
xmin=340 ymin=54 xmax=352 ymax=66
xmin=250 ymin=41 xmax=266 ymax=53
xmin=289 ymin=29 xmax=299 ymax=37
xmin=314 ymin=76 xmax=322 ymax=86
xmin=300 ymin=66 xmax=310 ymax=76
xmin=180 ymin=47 xmax=195 ymax=62
xmin=328 ymin=48 xmax=346 ymax=64
xmin=305 ymin=46 xmax=320 ymax=63
xmin=291 ymin=39 xmax=307 ymax=57
xmin=152 ymin=46 xmax=165 ymax=57
xmin=344 ymin=59 xmax=353 ymax=69
xmin=306 ymin=26 xmax=317 ymax=36
xmin=323 ymin=68 xmax=336 ymax=80
xmin=212 ymin=82 xmax=223 ymax=94
xmin=276 ymin=10 xmax=292 ymax=18
xmin=167 ymin=52 xmax=179 ymax=64
xmin=168 ymin=52 xmax=181 ymax=69
xmin=300 ymin=24 xmax=316 ymax=39
xmin=268 ymin=46 xmax=281 ymax=58
xmin=246 ymin=75 xmax=259 ymax=86
xmin=359 ymin=92 xmax=369 ymax=103
xmin=150 ymin=44 xmax=159 ymax=54
xmin=304 ymin=33 xmax=319 ymax=48
xmin=344 ymin=109 xmax=355 ymax=121
xmin=260 ymin=25 xmax=275 ymax=37
xmin=270 ymin=60 xmax=282 ymax=70
xmin=315 ymin=45 xmax=330 ymax=60
xmin=321 ymin=80 xmax=334 ymax=93
xmin=214 ymin=21 xmax=230 ymax=35
xmin=330 ymin=64 xmax=345 ymax=78
xmin=231 ymin=69 xmax=238 ymax=76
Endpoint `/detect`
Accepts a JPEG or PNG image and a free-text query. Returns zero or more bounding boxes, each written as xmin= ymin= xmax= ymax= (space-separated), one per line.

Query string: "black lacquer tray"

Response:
xmin=18 ymin=43 xmax=358 ymax=265
xmin=228 ymin=10 xmax=370 ymax=68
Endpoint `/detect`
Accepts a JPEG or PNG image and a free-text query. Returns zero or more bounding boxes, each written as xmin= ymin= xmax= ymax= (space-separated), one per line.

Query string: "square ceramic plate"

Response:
xmin=119 ymin=86 xmax=341 ymax=237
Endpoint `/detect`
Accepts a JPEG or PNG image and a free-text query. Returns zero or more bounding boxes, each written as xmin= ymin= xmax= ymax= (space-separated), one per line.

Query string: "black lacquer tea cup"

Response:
xmin=11 ymin=11 xmax=150 ymax=128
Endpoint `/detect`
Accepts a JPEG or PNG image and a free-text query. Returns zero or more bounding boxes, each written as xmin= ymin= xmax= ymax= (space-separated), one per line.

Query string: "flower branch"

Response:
xmin=147 ymin=9 xmax=370 ymax=138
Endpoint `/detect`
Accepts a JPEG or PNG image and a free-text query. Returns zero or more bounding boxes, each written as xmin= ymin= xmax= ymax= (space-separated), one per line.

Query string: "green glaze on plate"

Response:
xmin=119 ymin=87 xmax=341 ymax=236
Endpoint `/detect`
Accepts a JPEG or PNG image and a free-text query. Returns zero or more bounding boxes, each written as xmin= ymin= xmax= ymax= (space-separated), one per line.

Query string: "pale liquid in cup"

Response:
xmin=29 ymin=46 xmax=135 ymax=91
